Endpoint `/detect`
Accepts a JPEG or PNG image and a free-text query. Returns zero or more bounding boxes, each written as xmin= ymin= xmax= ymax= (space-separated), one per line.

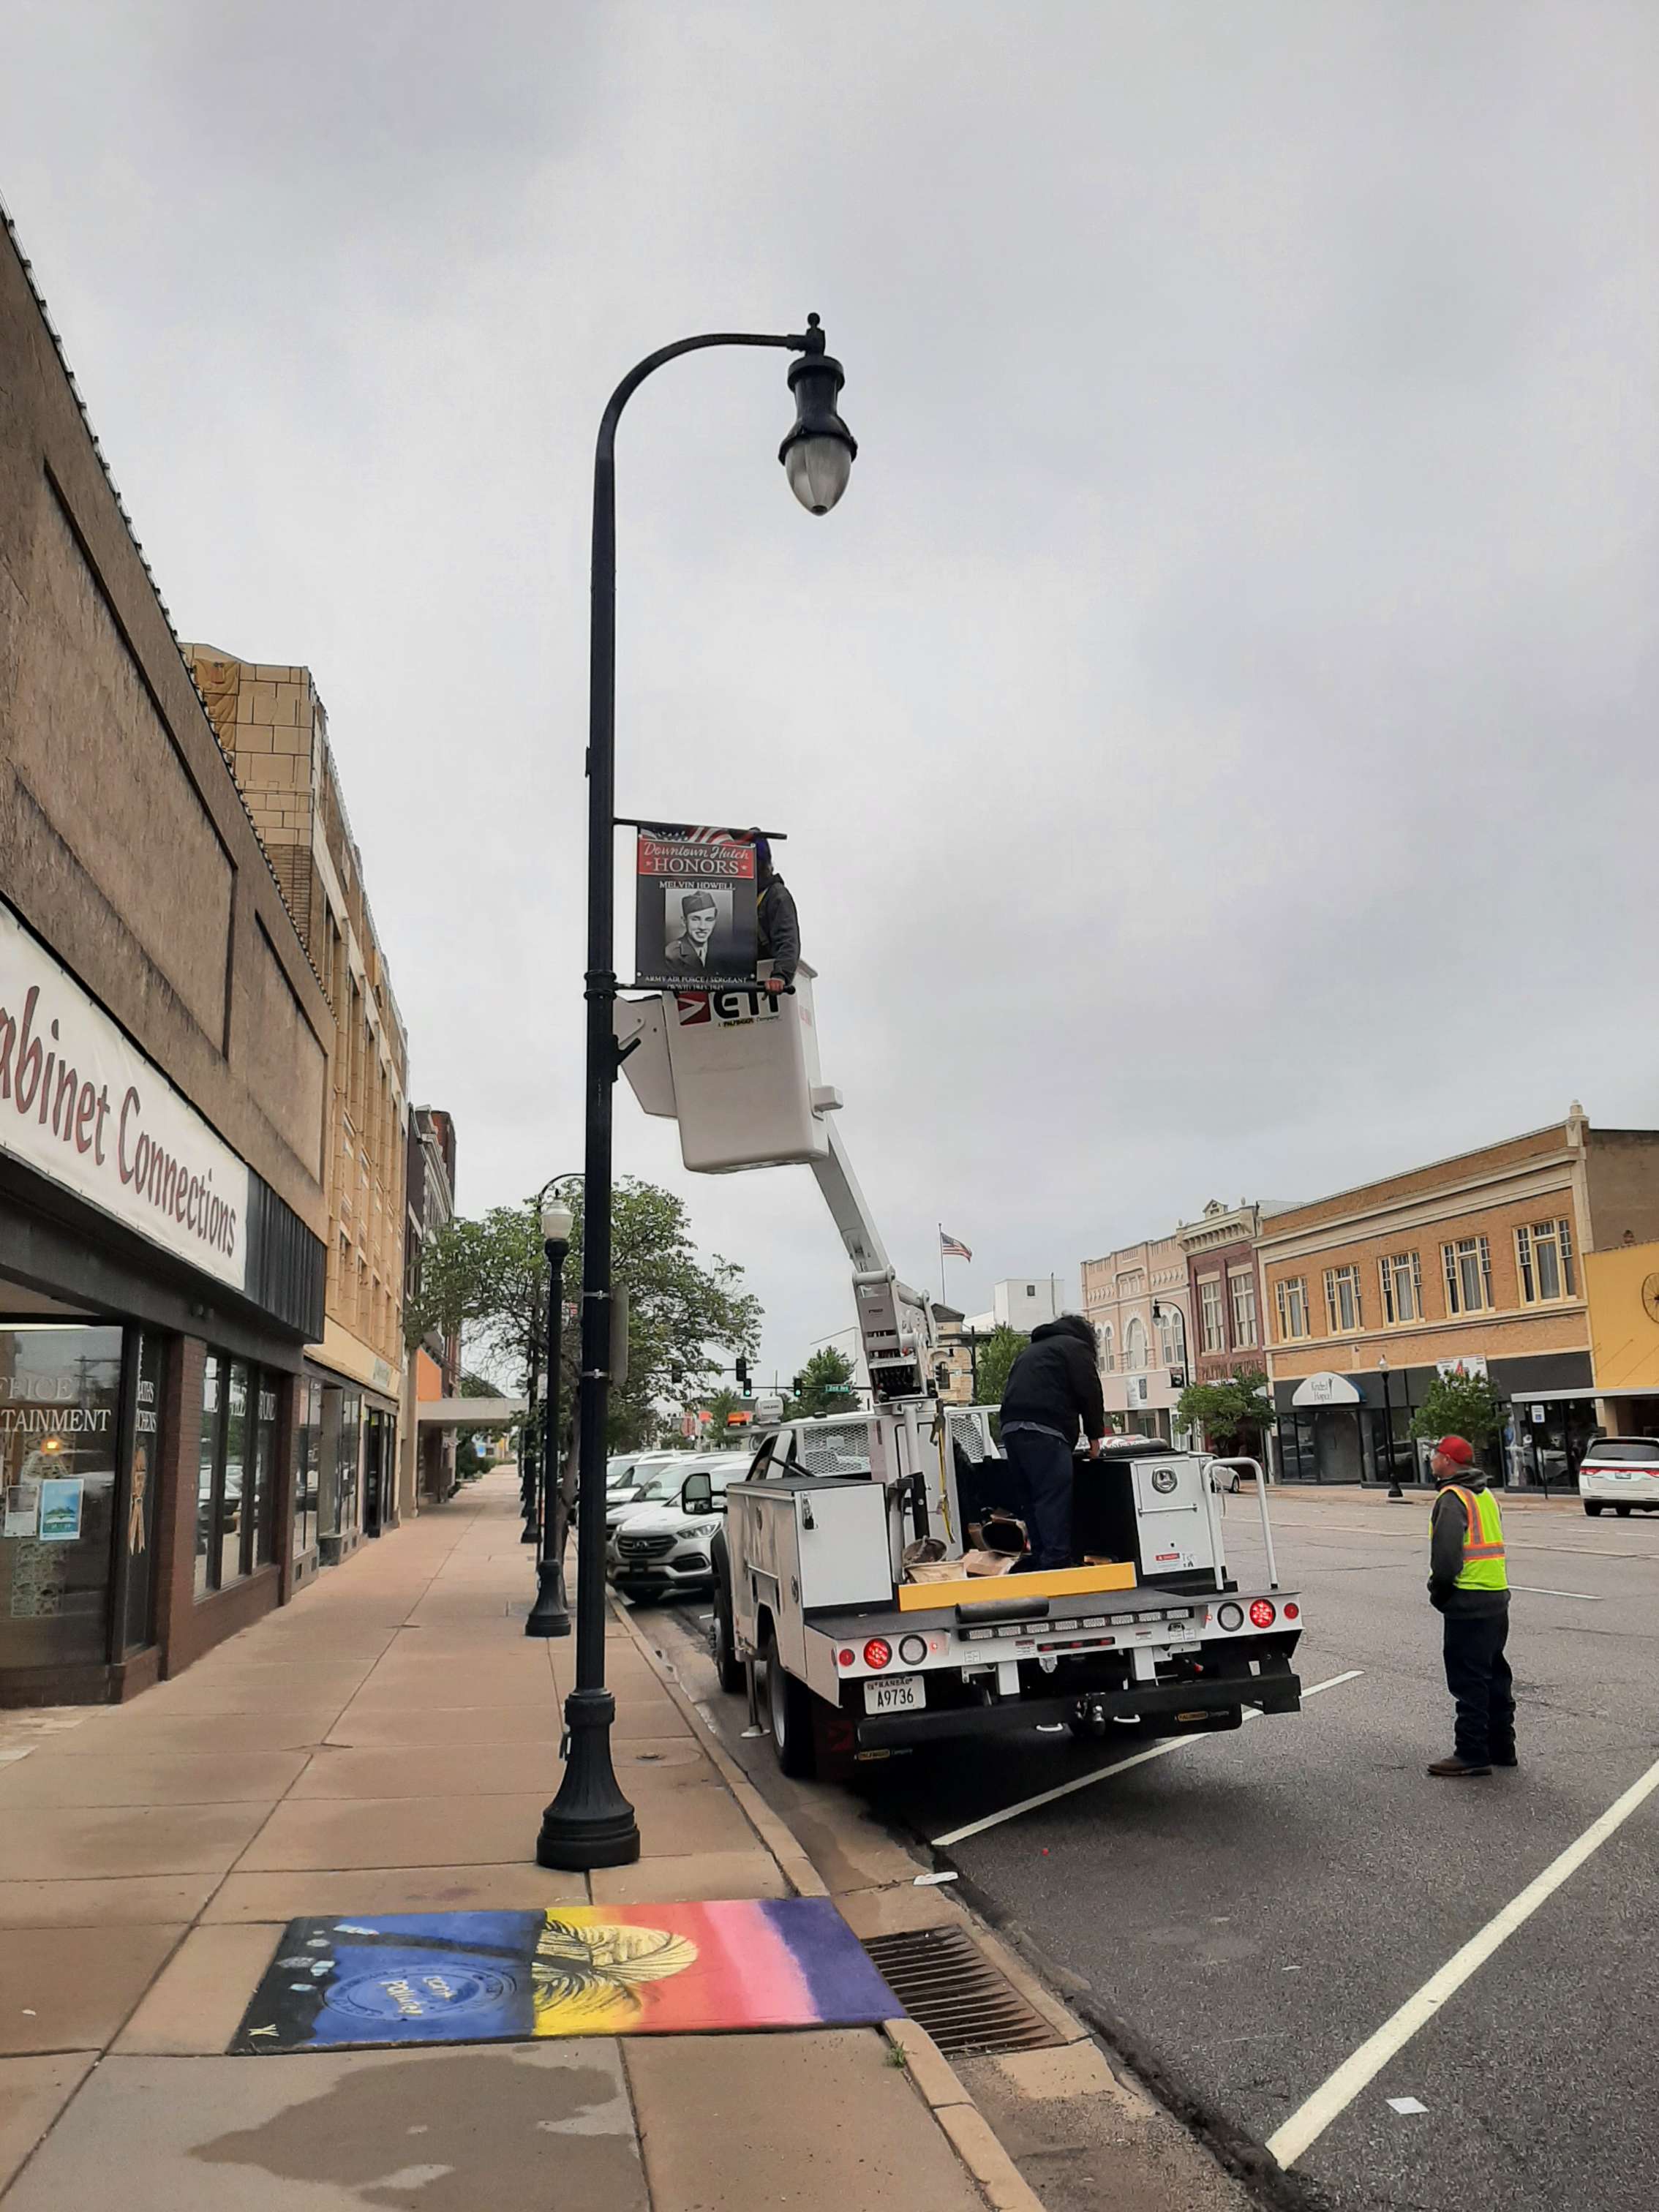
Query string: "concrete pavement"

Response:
xmin=0 ymin=1471 xmax=999 ymax=2211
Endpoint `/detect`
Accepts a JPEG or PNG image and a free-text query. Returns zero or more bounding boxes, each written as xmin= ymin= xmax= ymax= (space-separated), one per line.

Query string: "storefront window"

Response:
xmin=252 ymin=1378 xmax=278 ymax=1570
xmin=195 ymin=1354 xmax=222 ymax=1597
xmin=294 ymin=1380 xmax=320 ymax=1559
xmin=221 ymin=1363 xmax=249 ymax=1589
xmin=122 ymin=1333 xmax=165 ymax=1654
xmin=334 ymin=1389 xmax=361 ymax=1537
xmin=0 ymin=1324 xmax=123 ymax=1668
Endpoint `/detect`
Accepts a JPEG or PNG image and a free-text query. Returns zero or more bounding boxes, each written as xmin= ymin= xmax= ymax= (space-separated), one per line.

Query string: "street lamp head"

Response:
xmin=780 ymin=315 xmax=856 ymax=514
xmin=541 ymin=1200 xmax=574 ymax=1248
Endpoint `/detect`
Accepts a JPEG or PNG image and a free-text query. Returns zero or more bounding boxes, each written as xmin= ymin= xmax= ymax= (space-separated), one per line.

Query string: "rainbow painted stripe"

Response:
xmin=232 ymin=1902 xmax=902 ymax=2052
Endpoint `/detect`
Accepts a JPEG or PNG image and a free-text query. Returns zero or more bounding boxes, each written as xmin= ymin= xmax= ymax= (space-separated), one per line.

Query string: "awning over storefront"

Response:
xmin=416 ymin=1398 xmax=527 ymax=1427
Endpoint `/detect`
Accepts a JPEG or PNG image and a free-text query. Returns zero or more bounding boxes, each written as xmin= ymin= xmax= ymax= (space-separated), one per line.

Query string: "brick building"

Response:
xmin=402 ymin=1105 xmax=460 ymax=1510
xmin=0 ymin=208 xmax=330 ymax=1701
xmin=183 ymin=647 xmax=409 ymax=1567
xmin=1260 ymin=1107 xmax=1659 ymax=1486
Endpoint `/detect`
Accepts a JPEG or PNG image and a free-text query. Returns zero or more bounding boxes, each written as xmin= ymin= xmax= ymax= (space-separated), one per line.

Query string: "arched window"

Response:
xmin=1159 ymin=1306 xmax=1186 ymax=1369
xmin=1098 ymin=1323 xmax=1115 ymax=1372
xmin=1125 ymin=1316 xmax=1148 ymax=1371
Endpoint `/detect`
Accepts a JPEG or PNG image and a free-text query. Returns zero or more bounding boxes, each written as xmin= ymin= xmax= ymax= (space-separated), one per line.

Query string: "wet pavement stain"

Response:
xmin=192 ymin=2051 xmax=648 ymax=2211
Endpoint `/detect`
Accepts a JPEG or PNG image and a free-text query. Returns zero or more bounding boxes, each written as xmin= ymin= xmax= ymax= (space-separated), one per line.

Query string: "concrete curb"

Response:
xmin=609 ymin=1596 xmax=827 ymax=1898
xmin=609 ymin=1595 xmax=1050 ymax=2212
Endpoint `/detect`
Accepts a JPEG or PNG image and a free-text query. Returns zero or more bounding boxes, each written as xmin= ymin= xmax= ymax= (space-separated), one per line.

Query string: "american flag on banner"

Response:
xmin=938 ymin=1230 xmax=972 ymax=1262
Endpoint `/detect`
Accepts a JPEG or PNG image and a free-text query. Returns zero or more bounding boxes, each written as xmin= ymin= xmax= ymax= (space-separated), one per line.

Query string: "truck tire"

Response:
xmin=1584 ymin=1501 xmax=1604 ymax=1516
xmin=764 ymin=1628 xmax=818 ymax=1780
xmin=1615 ymin=1504 xmax=1633 ymax=1518
xmin=711 ymin=1549 xmax=745 ymax=1696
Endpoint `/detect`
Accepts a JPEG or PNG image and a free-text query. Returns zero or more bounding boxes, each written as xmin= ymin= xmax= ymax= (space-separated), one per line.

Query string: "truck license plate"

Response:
xmin=864 ymin=1675 xmax=924 ymax=1715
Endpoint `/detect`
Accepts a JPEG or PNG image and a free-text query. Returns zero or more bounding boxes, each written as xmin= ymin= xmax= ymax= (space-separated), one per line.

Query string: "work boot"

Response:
xmin=1428 ymin=1758 xmax=1491 ymax=1778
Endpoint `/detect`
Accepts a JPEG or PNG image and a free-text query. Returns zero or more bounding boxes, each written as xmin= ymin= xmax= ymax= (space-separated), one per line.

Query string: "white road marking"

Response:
xmin=1511 ymin=1584 xmax=1598 ymax=1600
xmin=1266 ymin=1749 xmax=1659 ymax=2172
xmin=930 ymin=1670 xmax=1364 ymax=1848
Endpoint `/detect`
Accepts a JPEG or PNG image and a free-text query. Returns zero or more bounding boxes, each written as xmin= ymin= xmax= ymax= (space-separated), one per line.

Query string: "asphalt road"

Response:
xmin=650 ymin=1488 xmax=1659 ymax=2212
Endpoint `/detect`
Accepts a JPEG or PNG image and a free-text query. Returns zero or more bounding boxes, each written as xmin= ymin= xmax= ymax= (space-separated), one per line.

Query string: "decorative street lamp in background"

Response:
xmin=1380 ymin=1355 xmax=1405 ymax=1500
xmin=535 ymin=316 xmax=856 ymax=1873
xmin=526 ymin=1189 xmax=578 ymax=1638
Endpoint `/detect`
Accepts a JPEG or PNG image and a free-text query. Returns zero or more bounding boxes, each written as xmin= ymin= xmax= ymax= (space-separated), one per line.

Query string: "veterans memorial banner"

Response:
xmin=633 ymin=825 xmax=757 ymax=991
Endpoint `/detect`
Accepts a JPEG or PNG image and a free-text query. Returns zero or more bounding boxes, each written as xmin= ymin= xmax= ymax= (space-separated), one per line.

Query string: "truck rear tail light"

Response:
xmin=898 ymin=1635 xmax=928 ymax=1666
xmin=838 ymin=1648 xmax=856 ymax=1669
xmin=1215 ymin=1602 xmax=1244 ymax=1631
xmin=1283 ymin=1603 xmax=1300 ymax=1621
xmin=864 ymin=1639 xmax=892 ymax=1670
xmin=1249 ymin=1599 xmax=1276 ymax=1629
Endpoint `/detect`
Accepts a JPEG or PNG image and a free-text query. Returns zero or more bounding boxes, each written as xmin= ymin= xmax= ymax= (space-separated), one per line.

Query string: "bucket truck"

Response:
xmin=617 ymin=968 xmax=1304 ymax=1778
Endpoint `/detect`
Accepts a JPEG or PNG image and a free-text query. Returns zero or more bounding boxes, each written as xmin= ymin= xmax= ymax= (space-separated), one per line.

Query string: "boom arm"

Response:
xmin=810 ymin=1125 xmax=936 ymax=1401
xmin=809 ymin=1123 xmax=892 ymax=1275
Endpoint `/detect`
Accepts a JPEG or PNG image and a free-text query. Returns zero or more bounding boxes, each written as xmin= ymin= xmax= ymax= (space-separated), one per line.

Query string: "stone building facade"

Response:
xmin=183 ymin=646 xmax=409 ymax=1565
xmin=1081 ymin=1235 xmax=1192 ymax=1442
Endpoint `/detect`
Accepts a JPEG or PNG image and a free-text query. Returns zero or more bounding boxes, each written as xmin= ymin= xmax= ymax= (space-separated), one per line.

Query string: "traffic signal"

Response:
xmin=735 ymin=1355 xmax=750 ymax=1392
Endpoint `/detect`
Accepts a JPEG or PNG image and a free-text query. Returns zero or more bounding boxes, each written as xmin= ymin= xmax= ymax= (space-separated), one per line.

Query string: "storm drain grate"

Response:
xmin=860 ymin=1925 xmax=1062 ymax=2058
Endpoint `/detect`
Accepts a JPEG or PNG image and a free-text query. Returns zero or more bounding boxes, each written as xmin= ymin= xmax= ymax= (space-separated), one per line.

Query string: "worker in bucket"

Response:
xmin=1426 ymin=1434 xmax=1515 ymax=1779
xmin=997 ymin=1315 xmax=1105 ymax=1572
xmin=739 ymin=829 xmax=799 ymax=998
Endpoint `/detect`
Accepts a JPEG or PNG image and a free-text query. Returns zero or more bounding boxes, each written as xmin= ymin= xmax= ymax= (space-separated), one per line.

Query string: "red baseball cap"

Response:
xmin=1435 ymin=1435 xmax=1475 ymax=1466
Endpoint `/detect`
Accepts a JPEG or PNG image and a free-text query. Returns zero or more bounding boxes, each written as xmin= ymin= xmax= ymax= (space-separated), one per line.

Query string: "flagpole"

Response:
xmin=939 ymin=1225 xmax=946 ymax=1303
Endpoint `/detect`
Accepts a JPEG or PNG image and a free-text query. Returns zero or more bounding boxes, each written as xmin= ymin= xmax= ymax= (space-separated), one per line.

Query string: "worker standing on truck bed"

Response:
xmin=1426 ymin=1434 xmax=1516 ymax=1780
xmin=998 ymin=1315 xmax=1105 ymax=1572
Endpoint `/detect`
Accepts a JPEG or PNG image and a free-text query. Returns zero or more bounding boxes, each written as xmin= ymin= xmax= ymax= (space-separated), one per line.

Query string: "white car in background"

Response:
xmin=606 ymin=1450 xmax=746 ymax=1603
xmin=1579 ymin=1437 xmax=1659 ymax=1517
xmin=602 ymin=1454 xmax=694 ymax=1540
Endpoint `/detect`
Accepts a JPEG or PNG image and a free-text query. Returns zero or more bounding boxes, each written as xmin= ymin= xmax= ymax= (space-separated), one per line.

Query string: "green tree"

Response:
xmin=1174 ymin=1368 xmax=1272 ymax=1453
xmin=702 ymin=1387 xmax=745 ymax=1445
xmin=971 ymin=1327 xmax=1029 ymax=1410
xmin=1410 ymin=1369 xmax=1505 ymax=1453
xmin=789 ymin=1346 xmax=857 ymax=1418
xmin=405 ymin=1178 xmax=762 ymax=1453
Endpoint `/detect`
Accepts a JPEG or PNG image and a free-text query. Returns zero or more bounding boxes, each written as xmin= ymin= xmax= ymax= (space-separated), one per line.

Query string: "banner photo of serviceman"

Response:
xmin=634 ymin=827 xmax=758 ymax=990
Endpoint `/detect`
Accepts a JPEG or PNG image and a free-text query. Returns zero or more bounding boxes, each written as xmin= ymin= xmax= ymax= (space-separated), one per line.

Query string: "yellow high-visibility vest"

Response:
xmin=1434 ymin=1483 xmax=1508 ymax=1592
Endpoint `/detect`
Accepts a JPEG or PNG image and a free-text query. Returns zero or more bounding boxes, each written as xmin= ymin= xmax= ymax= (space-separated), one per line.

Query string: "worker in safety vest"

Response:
xmin=1426 ymin=1434 xmax=1516 ymax=1779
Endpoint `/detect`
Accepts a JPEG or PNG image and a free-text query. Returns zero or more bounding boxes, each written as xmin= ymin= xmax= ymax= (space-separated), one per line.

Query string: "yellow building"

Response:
xmin=1585 ymin=1239 xmax=1659 ymax=1437
xmin=184 ymin=647 xmax=408 ymax=1568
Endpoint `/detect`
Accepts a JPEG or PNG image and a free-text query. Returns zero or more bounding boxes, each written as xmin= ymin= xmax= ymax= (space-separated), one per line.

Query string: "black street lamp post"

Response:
xmin=535 ymin=316 xmax=855 ymax=1872
xmin=527 ymin=1191 xmax=577 ymax=1638
xmin=519 ymin=1324 xmax=543 ymax=1543
xmin=1380 ymin=1357 xmax=1405 ymax=1500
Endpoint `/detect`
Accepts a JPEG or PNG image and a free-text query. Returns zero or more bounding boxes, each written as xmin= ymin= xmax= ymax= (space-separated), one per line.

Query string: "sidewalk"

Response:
xmin=0 ymin=1470 xmax=1003 ymax=2211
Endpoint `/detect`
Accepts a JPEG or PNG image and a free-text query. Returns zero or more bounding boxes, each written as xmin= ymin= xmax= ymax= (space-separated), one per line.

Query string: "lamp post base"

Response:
xmin=524 ymin=1557 xmax=572 ymax=1639
xmin=535 ymin=1688 xmax=640 ymax=1869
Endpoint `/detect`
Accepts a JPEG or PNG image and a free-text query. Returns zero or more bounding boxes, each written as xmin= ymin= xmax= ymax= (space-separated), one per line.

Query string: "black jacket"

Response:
xmin=757 ymin=875 xmax=800 ymax=985
xmin=1429 ymin=1475 xmax=1509 ymax=1617
xmin=999 ymin=1317 xmax=1105 ymax=1445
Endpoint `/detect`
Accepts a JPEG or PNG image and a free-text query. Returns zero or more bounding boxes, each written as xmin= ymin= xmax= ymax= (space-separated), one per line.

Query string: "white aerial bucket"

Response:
xmin=614 ymin=962 xmax=842 ymax=1173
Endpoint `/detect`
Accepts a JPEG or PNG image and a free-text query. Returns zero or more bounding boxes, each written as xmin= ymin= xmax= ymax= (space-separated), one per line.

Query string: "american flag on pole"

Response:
xmin=938 ymin=1230 xmax=972 ymax=1262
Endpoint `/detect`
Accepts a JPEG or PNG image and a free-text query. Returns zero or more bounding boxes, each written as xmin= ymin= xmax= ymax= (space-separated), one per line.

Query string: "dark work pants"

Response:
xmin=1003 ymin=1430 xmax=1075 ymax=1573
xmin=1442 ymin=1606 xmax=1515 ymax=1764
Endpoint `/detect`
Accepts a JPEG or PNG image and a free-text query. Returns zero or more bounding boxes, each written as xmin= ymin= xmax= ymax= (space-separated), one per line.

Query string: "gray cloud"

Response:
xmin=4 ymin=0 xmax=1653 ymax=1377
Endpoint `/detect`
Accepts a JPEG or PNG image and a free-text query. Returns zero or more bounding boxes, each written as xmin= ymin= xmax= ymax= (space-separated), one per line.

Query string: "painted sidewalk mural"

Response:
xmin=230 ymin=1901 xmax=902 ymax=2053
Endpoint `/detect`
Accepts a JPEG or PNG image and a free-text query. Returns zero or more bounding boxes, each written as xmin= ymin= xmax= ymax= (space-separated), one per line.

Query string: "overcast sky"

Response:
xmin=4 ymin=2 xmax=1655 ymax=1383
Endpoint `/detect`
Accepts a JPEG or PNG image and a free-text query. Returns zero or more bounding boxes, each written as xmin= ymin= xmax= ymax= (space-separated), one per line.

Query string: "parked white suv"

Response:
xmin=1579 ymin=1437 xmax=1659 ymax=1517
xmin=606 ymin=1451 xmax=746 ymax=1602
